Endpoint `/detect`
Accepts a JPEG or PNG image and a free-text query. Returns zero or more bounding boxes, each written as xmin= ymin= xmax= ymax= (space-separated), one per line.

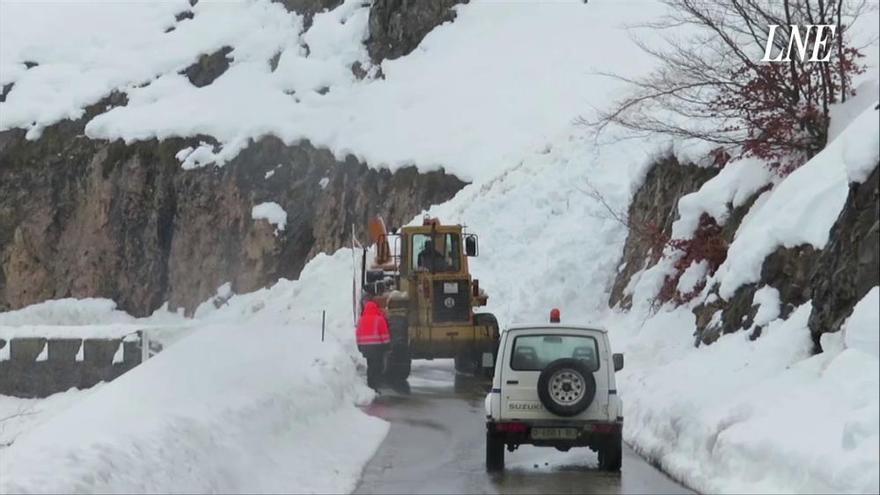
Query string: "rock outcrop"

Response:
xmin=366 ymin=0 xmax=466 ymax=63
xmin=808 ymin=164 xmax=880 ymax=350
xmin=610 ymin=155 xmax=879 ymax=351
xmin=0 ymin=102 xmax=464 ymax=317
xmin=608 ymin=156 xmax=718 ymax=310
xmin=0 ymin=0 xmax=485 ymax=317
xmin=272 ymin=0 xmax=343 ymax=29
xmin=181 ymin=46 xmax=233 ymax=88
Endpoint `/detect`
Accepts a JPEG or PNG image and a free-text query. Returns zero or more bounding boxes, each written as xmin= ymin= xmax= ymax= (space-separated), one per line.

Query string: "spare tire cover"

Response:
xmin=537 ymin=358 xmax=596 ymax=417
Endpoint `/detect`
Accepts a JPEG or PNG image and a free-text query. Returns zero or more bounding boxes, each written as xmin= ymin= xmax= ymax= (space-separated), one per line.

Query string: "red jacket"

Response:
xmin=356 ymin=301 xmax=391 ymax=346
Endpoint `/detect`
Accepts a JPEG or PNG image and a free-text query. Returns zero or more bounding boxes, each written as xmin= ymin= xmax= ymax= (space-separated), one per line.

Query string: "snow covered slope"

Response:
xmin=0 ymin=0 xmax=663 ymax=181
xmin=603 ymin=88 xmax=880 ymax=493
xmin=0 ymin=252 xmax=387 ymax=494
xmin=1 ymin=0 xmax=878 ymax=493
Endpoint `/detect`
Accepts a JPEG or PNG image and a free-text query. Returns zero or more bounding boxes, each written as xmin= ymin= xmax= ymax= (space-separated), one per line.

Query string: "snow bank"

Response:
xmin=0 ymin=388 xmax=101 ymax=452
xmin=0 ymin=251 xmax=388 ymax=494
xmin=0 ymin=298 xmax=133 ymax=327
xmin=0 ymin=298 xmax=192 ymax=341
xmin=607 ymin=303 xmax=879 ymax=494
xmin=252 ymin=201 xmax=288 ymax=232
xmin=844 ymin=287 xmax=879 ymax=357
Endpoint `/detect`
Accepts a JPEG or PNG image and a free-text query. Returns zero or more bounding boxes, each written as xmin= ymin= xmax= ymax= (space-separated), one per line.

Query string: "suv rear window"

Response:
xmin=510 ymin=334 xmax=600 ymax=372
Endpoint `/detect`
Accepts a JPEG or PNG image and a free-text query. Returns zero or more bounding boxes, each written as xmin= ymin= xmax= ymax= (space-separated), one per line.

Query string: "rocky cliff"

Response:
xmin=0 ymin=0 xmax=469 ymax=316
xmin=0 ymin=103 xmax=463 ymax=316
xmin=611 ymin=157 xmax=879 ymax=352
xmin=608 ymin=156 xmax=718 ymax=310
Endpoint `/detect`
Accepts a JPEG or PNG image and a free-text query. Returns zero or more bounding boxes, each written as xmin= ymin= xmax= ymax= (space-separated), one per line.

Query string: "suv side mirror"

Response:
xmin=465 ymin=235 xmax=478 ymax=257
xmin=613 ymin=353 xmax=624 ymax=372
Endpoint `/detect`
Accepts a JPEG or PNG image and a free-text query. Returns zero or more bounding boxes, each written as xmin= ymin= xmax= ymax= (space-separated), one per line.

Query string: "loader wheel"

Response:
xmin=386 ymin=315 xmax=411 ymax=382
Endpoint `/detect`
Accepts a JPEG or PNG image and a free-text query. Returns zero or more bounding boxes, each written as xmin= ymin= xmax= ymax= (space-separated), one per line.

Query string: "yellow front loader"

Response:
xmin=357 ymin=216 xmax=500 ymax=381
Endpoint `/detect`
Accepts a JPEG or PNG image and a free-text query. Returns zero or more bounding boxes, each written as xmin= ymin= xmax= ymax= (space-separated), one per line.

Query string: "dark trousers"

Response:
xmin=359 ymin=344 xmax=389 ymax=389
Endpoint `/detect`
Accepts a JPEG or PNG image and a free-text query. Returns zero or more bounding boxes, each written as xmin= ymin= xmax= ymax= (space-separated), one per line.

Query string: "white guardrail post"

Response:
xmin=141 ymin=329 xmax=150 ymax=362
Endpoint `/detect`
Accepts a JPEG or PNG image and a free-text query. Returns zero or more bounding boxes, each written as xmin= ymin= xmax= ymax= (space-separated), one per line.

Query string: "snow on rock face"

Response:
xmin=251 ymin=201 xmax=288 ymax=232
xmin=671 ymin=157 xmax=773 ymax=240
xmin=0 ymin=250 xmax=388 ymax=494
xmin=751 ymin=286 xmax=781 ymax=327
xmin=676 ymin=260 xmax=709 ymax=295
xmin=0 ymin=0 xmax=664 ymax=180
xmin=715 ymin=102 xmax=879 ymax=300
xmin=843 ymin=286 xmax=879 ymax=357
xmin=842 ymin=102 xmax=880 ymax=184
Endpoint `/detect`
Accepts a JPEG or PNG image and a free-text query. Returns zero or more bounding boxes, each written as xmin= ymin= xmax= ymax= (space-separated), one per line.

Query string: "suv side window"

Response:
xmin=510 ymin=334 xmax=600 ymax=372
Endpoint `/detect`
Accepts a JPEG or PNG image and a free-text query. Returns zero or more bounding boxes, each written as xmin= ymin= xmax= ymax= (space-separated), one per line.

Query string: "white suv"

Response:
xmin=484 ymin=312 xmax=624 ymax=472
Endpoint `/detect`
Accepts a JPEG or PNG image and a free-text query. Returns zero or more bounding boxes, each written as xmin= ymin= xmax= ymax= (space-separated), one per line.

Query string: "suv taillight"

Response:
xmin=495 ymin=422 xmax=528 ymax=433
xmin=591 ymin=423 xmax=621 ymax=434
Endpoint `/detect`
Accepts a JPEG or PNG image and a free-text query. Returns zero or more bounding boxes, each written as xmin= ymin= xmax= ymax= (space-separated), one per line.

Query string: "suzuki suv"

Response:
xmin=483 ymin=310 xmax=624 ymax=472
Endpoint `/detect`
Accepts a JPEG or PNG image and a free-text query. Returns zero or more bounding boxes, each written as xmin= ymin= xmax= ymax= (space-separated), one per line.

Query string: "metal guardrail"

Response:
xmin=0 ymin=330 xmax=160 ymax=398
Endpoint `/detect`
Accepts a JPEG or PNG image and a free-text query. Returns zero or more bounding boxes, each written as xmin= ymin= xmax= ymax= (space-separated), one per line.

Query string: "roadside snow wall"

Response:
xmin=0 ymin=251 xmax=388 ymax=494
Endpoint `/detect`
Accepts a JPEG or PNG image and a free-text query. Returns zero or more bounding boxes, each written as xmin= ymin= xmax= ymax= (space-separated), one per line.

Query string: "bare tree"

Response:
xmin=582 ymin=0 xmax=873 ymax=172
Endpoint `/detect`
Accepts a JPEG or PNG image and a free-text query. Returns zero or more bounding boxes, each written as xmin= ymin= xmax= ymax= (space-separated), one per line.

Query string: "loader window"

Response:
xmin=412 ymin=234 xmax=461 ymax=273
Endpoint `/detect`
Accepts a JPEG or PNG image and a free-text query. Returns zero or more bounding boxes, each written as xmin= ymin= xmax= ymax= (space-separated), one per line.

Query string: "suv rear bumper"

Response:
xmin=486 ymin=420 xmax=623 ymax=449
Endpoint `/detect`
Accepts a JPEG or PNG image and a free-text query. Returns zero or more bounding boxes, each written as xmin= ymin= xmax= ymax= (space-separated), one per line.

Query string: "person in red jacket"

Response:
xmin=356 ymin=300 xmax=391 ymax=390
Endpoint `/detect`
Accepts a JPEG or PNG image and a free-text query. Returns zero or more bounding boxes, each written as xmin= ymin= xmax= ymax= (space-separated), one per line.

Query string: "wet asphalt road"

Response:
xmin=355 ymin=360 xmax=694 ymax=495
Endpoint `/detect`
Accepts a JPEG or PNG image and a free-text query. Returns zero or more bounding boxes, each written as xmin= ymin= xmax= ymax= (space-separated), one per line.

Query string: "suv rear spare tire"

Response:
xmin=537 ymin=358 xmax=596 ymax=417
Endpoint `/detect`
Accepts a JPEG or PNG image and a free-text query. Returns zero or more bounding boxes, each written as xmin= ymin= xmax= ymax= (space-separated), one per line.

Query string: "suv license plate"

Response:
xmin=531 ymin=428 xmax=578 ymax=440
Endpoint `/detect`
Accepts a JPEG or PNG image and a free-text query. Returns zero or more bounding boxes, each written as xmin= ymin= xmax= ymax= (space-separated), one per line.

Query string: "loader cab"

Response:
xmin=410 ymin=232 xmax=460 ymax=273
xmin=399 ymin=224 xmax=478 ymax=277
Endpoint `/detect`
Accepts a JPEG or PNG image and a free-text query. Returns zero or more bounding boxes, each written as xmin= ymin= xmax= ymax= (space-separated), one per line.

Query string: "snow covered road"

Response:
xmin=355 ymin=360 xmax=692 ymax=495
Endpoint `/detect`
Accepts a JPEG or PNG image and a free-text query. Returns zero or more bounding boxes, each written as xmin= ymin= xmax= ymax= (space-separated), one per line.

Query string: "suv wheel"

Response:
xmin=598 ymin=432 xmax=622 ymax=471
xmin=537 ymin=358 xmax=596 ymax=417
xmin=486 ymin=430 xmax=505 ymax=472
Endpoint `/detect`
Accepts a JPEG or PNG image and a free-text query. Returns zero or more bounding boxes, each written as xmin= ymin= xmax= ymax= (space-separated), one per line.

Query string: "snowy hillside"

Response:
xmin=1 ymin=0 xmax=878 ymax=494
xmin=0 ymin=0 xmax=665 ymax=181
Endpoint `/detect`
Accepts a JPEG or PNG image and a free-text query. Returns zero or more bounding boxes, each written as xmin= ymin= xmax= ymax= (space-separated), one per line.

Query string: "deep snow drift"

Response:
xmin=0 ymin=252 xmax=387 ymax=494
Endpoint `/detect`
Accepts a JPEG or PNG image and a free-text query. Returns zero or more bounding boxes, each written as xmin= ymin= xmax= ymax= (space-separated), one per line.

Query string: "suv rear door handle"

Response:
xmin=506 ymin=380 xmax=519 ymax=385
